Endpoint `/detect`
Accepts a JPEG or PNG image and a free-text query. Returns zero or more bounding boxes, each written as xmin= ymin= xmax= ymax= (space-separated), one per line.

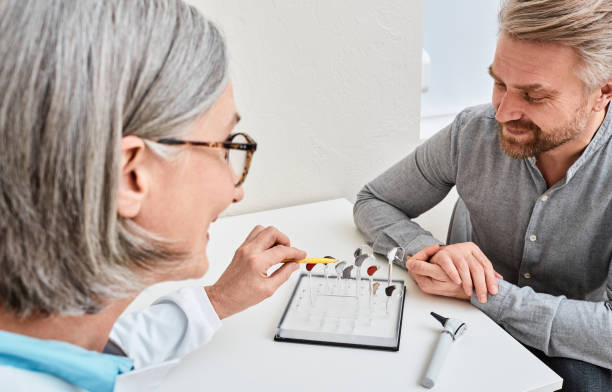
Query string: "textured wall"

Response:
xmin=186 ymin=0 xmax=425 ymax=216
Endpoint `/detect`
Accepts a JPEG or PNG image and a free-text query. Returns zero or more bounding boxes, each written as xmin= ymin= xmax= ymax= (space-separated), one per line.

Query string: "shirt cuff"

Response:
xmin=183 ymin=286 xmax=222 ymax=332
xmin=470 ymin=278 xmax=512 ymax=322
xmin=373 ymin=231 xmax=442 ymax=269
xmin=404 ymin=235 xmax=444 ymax=257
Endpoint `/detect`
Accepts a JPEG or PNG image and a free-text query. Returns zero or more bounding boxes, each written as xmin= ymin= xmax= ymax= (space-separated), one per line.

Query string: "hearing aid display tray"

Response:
xmin=274 ymin=273 xmax=406 ymax=351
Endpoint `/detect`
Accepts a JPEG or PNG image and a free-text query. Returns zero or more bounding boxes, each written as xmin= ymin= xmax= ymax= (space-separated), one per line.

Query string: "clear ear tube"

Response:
xmin=386 ymin=248 xmax=397 ymax=287
xmin=385 ymin=285 xmax=397 ymax=314
xmin=335 ymin=261 xmax=347 ymax=292
xmin=306 ymin=263 xmax=316 ymax=304
xmin=342 ymin=265 xmax=354 ymax=294
xmin=386 ymin=246 xmax=405 ymax=285
xmin=354 ymin=253 xmax=369 ymax=296
xmin=372 ymin=282 xmax=381 ymax=315
xmin=385 ymin=247 xmax=404 ymax=314
xmin=322 ymin=256 xmax=335 ymax=293
xmin=366 ymin=264 xmax=378 ymax=309
xmin=323 ymin=263 xmax=329 ymax=293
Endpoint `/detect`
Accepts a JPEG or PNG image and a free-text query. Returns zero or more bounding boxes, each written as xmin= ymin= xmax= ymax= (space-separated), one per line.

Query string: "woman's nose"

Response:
xmin=233 ymin=183 xmax=244 ymax=203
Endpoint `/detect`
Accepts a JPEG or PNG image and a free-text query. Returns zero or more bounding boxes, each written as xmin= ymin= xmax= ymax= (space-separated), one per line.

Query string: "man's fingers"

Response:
xmin=468 ymin=257 xmax=488 ymax=303
xmin=495 ymin=272 xmax=504 ymax=280
xmin=407 ymin=259 xmax=449 ymax=282
xmin=433 ymin=254 xmax=462 ymax=285
xmin=261 ymin=245 xmax=306 ymax=269
xmin=456 ymin=259 xmax=473 ymax=297
xmin=412 ymin=244 xmax=441 ymax=261
xmin=484 ymin=266 xmax=499 ymax=295
xmin=412 ymin=274 xmax=434 ymax=294
xmin=471 ymin=249 xmax=499 ymax=294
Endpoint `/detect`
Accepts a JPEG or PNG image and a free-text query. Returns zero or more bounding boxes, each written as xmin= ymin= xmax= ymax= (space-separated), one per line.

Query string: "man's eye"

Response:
xmin=524 ymin=94 xmax=545 ymax=103
xmin=494 ymin=82 xmax=506 ymax=90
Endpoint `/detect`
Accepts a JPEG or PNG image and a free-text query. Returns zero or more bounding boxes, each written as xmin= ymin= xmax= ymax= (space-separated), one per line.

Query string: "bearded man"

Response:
xmin=354 ymin=1 xmax=612 ymax=391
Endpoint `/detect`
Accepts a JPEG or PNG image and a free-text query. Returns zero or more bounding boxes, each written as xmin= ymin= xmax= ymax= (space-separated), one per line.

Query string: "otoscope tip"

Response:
xmin=430 ymin=312 xmax=449 ymax=327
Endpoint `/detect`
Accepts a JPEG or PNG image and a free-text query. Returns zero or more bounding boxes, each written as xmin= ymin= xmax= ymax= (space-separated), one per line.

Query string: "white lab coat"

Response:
xmin=0 ymin=286 xmax=222 ymax=391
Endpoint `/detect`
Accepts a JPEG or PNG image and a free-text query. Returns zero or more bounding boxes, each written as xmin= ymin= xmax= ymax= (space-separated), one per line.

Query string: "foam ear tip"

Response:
xmin=355 ymin=253 xmax=369 ymax=267
xmin=372 ymin=282 xmax=381 ymax=295
xmin=334 ymin=261 xmax=347 ymax=274
xmin=342 ymin=265 xmax=354 ymax=279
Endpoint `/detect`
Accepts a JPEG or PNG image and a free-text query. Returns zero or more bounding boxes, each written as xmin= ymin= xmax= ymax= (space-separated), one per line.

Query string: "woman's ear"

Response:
xmin=117 ymin=136 xmax=150 ymax=218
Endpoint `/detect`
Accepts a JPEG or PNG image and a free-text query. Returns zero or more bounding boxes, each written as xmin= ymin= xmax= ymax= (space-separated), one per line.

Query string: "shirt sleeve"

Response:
xmin=473 ymin=278 xmax=612 ymax=369
xmin=353 ymin=115 xmax=461 ymax=263
xmin=109 ymin=286 xmax=222 ymax=369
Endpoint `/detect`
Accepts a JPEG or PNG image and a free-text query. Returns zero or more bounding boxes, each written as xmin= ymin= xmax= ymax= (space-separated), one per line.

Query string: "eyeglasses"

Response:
xmin=154 ymin=132 xmax=257 ymax=186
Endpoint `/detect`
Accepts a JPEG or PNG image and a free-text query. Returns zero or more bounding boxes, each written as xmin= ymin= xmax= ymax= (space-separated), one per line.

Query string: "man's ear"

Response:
xmin=117 ymin=136 xmax=150 ymax=219
xmin=593 ymin=78 xmax=612 ymax=112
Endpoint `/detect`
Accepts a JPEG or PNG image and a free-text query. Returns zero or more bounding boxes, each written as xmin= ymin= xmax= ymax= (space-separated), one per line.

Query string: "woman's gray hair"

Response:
xmin=0 ymin=0 xmax=228 ymax=316
xmin=499 ymin=0 xmax=612 ymax=89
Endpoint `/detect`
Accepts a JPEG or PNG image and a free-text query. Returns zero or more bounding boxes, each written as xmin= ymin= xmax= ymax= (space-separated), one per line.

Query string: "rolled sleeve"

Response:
xmin=110 ymin=286 xmax=222 ymax=369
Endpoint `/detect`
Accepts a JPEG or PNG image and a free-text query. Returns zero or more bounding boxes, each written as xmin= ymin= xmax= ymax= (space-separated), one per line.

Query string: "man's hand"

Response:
xmin=429 ymin=242 xmax=502 ymax=303
xmin=406 ymin=244 xmax=469 ymax=300
xmin=205 ymin=225 xmax=306 ymax=319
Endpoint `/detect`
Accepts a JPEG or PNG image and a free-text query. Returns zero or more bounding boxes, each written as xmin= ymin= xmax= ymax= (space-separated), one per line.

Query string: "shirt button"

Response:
xmin=541 ymin=195 xmax=549 ymax=201
xmin=529 ymin=235 xmax=537 ymax=242
xmin=524 ymin=273 xmax=532 ymax=279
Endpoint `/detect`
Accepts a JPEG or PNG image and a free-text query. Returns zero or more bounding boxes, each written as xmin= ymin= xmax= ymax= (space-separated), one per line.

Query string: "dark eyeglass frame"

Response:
xmin=154 ymin=132 xmax=257 ymax=186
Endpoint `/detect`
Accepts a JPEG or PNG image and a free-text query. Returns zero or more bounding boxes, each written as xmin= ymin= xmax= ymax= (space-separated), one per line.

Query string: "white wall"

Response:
xmin=420 ymin=0 xmax=499 ymax=139
xmin=187 ymin=0 xmax=425 ymax=216
xmin=421 ymin=0 xmax=498 ymax=118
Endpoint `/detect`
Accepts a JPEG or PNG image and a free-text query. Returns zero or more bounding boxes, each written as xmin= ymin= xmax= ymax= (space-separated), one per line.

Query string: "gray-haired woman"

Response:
xmin=0 ymin=1 xmax=304 ymax=391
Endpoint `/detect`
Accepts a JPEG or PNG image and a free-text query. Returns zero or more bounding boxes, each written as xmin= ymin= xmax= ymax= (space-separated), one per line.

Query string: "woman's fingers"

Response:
xmin=249 ymin=226 xmax=291 ymax=251
xmin=261 ymin=245 xmax=306 ymax=270
xmin=242 ymin=225 xmax=266 ymax=244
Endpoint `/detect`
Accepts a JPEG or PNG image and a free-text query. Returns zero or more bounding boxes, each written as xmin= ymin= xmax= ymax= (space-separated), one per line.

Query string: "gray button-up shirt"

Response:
xmin=354 ymin=103 xmax=612 ymax=368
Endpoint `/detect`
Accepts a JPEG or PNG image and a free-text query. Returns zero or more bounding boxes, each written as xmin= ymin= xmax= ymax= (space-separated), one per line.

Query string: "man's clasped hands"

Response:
xmin=405 ymin=242 xmax=504 ymax=303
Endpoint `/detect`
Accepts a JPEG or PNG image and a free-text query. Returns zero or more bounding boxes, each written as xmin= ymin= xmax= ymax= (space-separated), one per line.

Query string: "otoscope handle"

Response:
xmin=421 ymin=331 xmax=453 ymax=389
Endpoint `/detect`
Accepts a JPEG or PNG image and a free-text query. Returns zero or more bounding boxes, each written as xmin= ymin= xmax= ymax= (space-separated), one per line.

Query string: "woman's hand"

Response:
xmin=205 ymin=225 xmax=306 ymax=319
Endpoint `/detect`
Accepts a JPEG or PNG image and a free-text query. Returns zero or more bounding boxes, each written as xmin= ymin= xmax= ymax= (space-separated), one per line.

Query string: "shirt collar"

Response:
xmin=565 ymin=103 xmax=612 ymax=180
xmin=524 ymin=104 xmax=612 ymax=180
xmin=0 ymin=330 xmax=133 ymax=392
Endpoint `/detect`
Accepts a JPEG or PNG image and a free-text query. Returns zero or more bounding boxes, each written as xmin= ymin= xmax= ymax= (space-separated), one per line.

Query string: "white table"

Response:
xmin=134 ymin=199 xmax=561 ymax=391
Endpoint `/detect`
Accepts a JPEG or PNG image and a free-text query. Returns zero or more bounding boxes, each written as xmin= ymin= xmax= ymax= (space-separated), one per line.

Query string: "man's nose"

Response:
xmin=495 ymin=92 xmax=523 ymax=123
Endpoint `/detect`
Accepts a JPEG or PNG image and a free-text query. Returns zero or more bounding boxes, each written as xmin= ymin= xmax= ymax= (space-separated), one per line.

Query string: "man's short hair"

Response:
xmin=499 ymin=0 xmax=612 ymax=89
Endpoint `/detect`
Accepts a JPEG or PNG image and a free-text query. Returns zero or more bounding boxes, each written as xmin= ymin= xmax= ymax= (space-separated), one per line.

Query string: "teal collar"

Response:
xmin=0 ymin=330 xmax=133 ymax=392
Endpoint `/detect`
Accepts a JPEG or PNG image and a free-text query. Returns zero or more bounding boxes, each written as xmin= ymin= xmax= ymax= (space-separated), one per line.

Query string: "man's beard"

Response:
xmin=497 ymin=101 xmax=590 ymax=159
